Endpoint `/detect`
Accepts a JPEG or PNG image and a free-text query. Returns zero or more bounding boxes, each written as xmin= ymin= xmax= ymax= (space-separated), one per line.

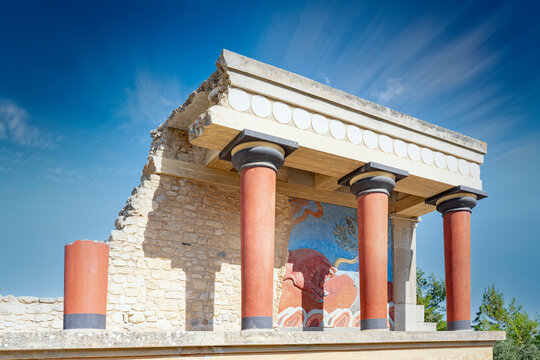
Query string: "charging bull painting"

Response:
xmin=277 ymin=197 xmax=394 ymax=328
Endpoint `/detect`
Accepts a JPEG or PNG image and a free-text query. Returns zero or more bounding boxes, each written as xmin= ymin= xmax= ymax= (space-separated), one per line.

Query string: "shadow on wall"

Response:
xmin=141 ymin=175 xmax=292 ymax=331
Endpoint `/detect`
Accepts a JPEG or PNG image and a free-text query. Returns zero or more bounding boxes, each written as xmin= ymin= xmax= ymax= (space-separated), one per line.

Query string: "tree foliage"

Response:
xmin=474 ymin=285 xmax=507 ymax=331
xmin=493 ymin=340 xmax=540 ymax=360
xmin=415 ymin=271 xmax=540 ymax=358
xmin=416 ymin=268 xmax=447 ymax=331
xmin=473 ymin=285 xmax=540 ymax=359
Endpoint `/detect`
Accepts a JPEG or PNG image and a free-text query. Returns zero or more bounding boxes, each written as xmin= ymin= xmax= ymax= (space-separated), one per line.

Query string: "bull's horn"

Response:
xmin=333 ymin=256 xmax=358 ymax=268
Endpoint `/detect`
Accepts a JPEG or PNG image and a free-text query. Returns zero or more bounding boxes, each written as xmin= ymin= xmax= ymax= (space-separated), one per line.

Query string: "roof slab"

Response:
xmin=165 ymin=50 xmax=487 ymax=217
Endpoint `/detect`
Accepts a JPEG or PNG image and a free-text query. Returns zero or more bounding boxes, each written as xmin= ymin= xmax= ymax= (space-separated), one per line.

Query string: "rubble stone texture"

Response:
xmin=0 ymin=120 xmax=293 ymax=332
xmin=105 ymin=126 xmax=293 ymax=331
xmin=0 ymin=296 xmax=63 ymax=332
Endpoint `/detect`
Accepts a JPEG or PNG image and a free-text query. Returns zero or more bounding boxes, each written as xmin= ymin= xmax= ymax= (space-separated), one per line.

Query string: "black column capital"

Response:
xmin=219 ymin=129 xmax=298 ymax=172
xmin=338 ymin=162 xmax=408 ymax=197
xmin=426 ymin=185 xmax=488 ymax=215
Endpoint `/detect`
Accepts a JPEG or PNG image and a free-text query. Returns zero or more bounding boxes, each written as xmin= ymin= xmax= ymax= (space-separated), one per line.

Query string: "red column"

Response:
xmin=444 ymin=210 xmax=471 ymax=331
xmin=338 ymin=163 xmax=407 ymax=330
xmin=358 ymin=192 xmax=389 ymax=330
xmin=426 ymin=185 xmax=486 ymax=331
xmin=222 ymin=130 xmax=298 ymax=330
xmin=240 ymin=166 xmax=276 ymax=329
xmin=64 ymin=240 xmax=109 ymax=329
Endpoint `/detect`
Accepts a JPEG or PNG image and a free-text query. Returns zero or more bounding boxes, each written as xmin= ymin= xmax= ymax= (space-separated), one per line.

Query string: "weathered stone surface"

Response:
xmin=102 ymin=128 xmax=293 ymax=331
xmin=0 ymin=296 xmax=63 ymax=332
xmin=18 ymin=296 xmax=38 ymax=304
xmin=129 ymin=313 xmax=145 ymax=324
xmin=217 ymin=50 xmax=486 ymax=153
xmin=38 ymin=298 xmax=56 ymax=304
xmin=0 ymin=329 xmax=504 ymax=349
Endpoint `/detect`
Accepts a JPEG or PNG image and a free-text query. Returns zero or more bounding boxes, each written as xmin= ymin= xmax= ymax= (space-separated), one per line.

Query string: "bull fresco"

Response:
xmin=277 ymin=197 xmax=394 ymax=328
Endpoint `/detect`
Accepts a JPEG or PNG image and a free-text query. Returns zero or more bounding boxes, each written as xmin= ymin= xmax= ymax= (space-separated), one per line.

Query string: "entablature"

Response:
xmin=165 ymin=50 xmax=487 ymax=217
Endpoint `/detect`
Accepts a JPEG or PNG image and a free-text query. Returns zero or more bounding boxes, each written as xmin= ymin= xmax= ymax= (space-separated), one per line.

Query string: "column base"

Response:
xmin=63 ymin=313 xmax=106 ymax=330
xmin=361 ymin=318 xmax=388 ymax=330
xmin=241 ymin=316 xmax=273 ymax=330
xmin=447 ymin=320 xmax=471 ymax=331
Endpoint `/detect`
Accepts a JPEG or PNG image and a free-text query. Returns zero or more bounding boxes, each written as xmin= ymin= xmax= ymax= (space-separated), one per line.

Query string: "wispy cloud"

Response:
xmin=371 ymin=78 xmax=407 ymax=103
xmin=255 ymin=1 xmax=517 ymax=132
xmin=36 ymin=164 xmax=135 ymax=187
xmin=115 ymin=72 xmax=183 ymax=127
xmin=319 ymin=73 xmax=331 ymax=85
xmin=0 ymin=99 xmax=59 ymax=149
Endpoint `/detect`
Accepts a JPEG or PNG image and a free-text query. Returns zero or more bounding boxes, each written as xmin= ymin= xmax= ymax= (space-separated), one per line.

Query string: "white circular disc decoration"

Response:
xmin=394 ymin=139 xmax=407 ymax=158
xmin=434 ymin=152 xmax=446 ymax=169
xmin=470 ymin=163 xmax=481 ymax=178
xmin=292 ymin=108 xmax=311 ymax=129
xmin=228 ymin=88 xmax=250 ymax=112
xmin=379 ymin=135 xmax=393 ymax=153
xmin=346 ymin=125 xmax=362 ymax=145
xmin=329 ymin=120 xmax=346 ymax=140
xmin=458 ymin=159 xmax=470 ymax=176
xmin=312 ymin=114 xmax=329 ymax=134
xmin=272 ymin=102 xmax=291 ymax=124
xmin=447 ymin=156 xmax=458 ymax=172
xmin=363 ymin=130 xmax=378 ymax=149
xmin=251 ymin=95 xmax=271 ymax=118
xmin=421 ymin=148 xmax=434 ymax=165
xmin=408 ymin=143 xmax=421 ymax=161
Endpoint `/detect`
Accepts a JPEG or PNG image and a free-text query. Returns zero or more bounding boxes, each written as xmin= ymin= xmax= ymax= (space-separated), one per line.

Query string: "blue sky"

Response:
xmin=1 ymin=1 xmax=539 ymax=318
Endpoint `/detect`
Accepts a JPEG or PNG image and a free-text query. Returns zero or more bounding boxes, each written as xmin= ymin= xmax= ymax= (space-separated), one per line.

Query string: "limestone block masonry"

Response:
xmin=105 ymin=126 xmax=293 ymax=331
xmin=0 ymin=329 xmax=506 ymax=359
xmin=0 ymin=295 xmax=63 ymax=332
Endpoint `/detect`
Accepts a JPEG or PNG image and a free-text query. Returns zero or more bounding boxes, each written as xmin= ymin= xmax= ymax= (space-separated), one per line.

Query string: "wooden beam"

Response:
xmin=151 ymin=156 xmax=239 ymax=187
xmin=287 ymin=167 xmax=314 ymax=187
xmin=314 ymin=174 xmax=340 ymax=191
xmin=389 ymin=195 xmax=425 ymax=214
xmin=205 ymin=149 xmax=234 ymax=171
xmin=394 ymin=175 xmax=453 ymax=199
xmin=389 ymin=194 xmax=435 ymax=217
xmin=149 ymin=156 xmax=357 ymax=208
xmin=399 ymin=202 xmax=435 ymax=217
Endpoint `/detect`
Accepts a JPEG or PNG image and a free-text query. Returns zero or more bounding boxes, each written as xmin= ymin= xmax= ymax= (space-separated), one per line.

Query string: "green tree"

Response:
xmin=474 ymin=285 xmax=540 ymax=359
xmin=473 ymin=285 xmax=507 ymax=331
xmin=416 ymin=268 xmax=447 ymax=331
xmin=506 ymin=299 xmax=539 ymax=347
xmin=493 ymin=340 xmax=540 ymax=360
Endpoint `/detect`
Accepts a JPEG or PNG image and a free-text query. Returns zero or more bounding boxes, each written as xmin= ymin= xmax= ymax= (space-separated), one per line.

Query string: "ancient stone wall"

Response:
xmin=105 ymin=126 xmax=293 ymax=331
xmin=0 ymin=295 xmax=63 ymax=332
xmin=0 ymin=123 xmax=292 ymax=333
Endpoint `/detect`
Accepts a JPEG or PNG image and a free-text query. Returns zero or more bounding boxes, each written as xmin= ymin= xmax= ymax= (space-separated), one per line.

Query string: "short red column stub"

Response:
xmin=64 ymin=240 xmax=109 ymax=316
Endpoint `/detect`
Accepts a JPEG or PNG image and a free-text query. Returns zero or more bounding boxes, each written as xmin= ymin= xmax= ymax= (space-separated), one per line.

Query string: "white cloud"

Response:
xmin=371 ymin=78 xmax=407 ymax=103
xmin=319 ymin=73 xmax=331 ymax=85
xmin=116 ymin=72 xmax=183 ymax=127
xmin=0 ymin=99 xmax=57 ymax=149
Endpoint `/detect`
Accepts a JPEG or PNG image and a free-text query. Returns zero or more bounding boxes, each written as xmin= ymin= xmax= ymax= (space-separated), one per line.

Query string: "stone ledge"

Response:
xmin=219 ymin=49 xmax=487 ymax=154
xmin=0 ymin=330 xmax=506 ymax=351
